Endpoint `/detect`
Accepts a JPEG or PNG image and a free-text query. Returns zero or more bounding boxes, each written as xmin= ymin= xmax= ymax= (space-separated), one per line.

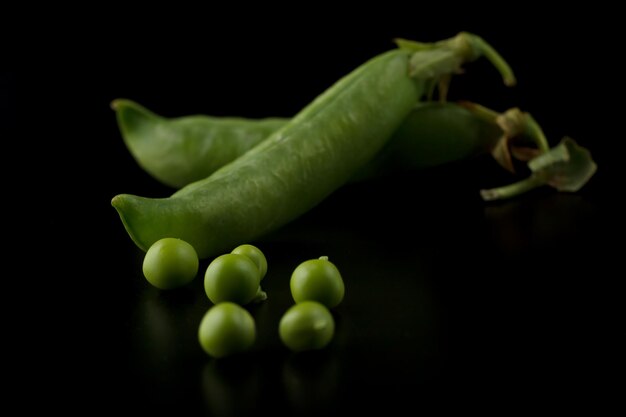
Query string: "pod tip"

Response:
xmin=111 ymin=194 xmax=124 ymax=208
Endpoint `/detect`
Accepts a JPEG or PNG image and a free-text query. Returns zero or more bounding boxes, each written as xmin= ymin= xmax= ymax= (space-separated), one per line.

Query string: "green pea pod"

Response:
xmin=113 ymin=100 xmax=286 ymax=189
xmin=115 ymin=97 xmax=559 ymax=187
xmin=350 ymin=101 xmax=546 ymax=180
xmin=113 ymin=100 xmax=521 ymax=187
xmin=112 ymin=33 xmax=515 ymax=259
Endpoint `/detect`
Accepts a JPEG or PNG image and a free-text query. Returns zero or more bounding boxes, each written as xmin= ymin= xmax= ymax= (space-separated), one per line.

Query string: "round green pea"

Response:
xmin=279 ymin=301 xmax=335 ymax=352
xmin=198 ymin=302 xmax=256 ymax=358
xmin=231 ymin=244 xmax=268 ymax=280
xmin=290 ymin=256 xmax=345 ymax=308
xmin=204 ymin=253 xmax=261 ymax=304
xmin=142 ymin=237 xmax=199 ymax=289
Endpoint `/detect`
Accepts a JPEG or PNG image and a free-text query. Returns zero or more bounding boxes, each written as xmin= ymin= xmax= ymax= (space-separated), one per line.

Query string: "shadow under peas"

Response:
xmin=479 ymin=192 xmax=607 ymax=396
xmin=483 ymin=192 xmax=597 ymax=259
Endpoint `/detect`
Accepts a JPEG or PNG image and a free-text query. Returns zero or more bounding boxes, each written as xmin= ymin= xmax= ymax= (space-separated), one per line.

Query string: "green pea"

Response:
xmin=279 ymin=301 xmax=335 ymax=352
xmin=204 ymin=254 xmax=260 ymax=304
xmin=113 ymin=33 xmax=515 ymax=259
xmin=142 ymin=237 xmax=198 ymax=289
xmin=198 ymin=302 xmax=256 ymax=358
xmin=231 ymin=244 xmax=267 ymax=280
xmin=290 ymin=256 xmax=344 ymax=308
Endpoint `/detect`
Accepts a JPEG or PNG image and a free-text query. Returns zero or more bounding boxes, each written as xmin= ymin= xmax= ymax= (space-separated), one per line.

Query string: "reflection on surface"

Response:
xmin=484 ymin=193 xmax=596 ymax=258
xmin=133 ymin=286 xmax=201 ymax=364
xmin=202 ymin=358 xmax=261 ymax=416
xmin=120 ymin=200 xmax=459 ymax=414
xmin=282 ymin=351 xmax=340 ymax=414
xmin=130 ymin=284 xmax=208 ymax=407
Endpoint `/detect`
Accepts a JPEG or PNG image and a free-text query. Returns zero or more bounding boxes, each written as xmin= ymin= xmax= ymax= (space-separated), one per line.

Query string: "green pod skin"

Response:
xmin=114 ymin=101 xmax=503 ymax=187
xmin=113 ymin=49 xmax=424 ymax=259
xmin=112 ymin=34 xmax=514 ymax=259
xmin=112 ymin=100 xmax=285 ymax=188
xmin=353 ymin=102 xmax=503 ymax=180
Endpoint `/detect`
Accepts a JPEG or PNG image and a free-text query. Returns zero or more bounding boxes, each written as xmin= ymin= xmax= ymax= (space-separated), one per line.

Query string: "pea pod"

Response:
xmin=114 ymin=99 xmax=542 ymax=187
xmin=113 ymin=100 xmax=285 ymax=188
xmin=350 ymin=101 xmax=548 ymax=179
xmin=112 ymin=33 xmax=515 ymax=259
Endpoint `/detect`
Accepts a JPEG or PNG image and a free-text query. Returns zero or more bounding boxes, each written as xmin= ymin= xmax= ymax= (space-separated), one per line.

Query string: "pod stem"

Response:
xmin=252 ymin=286 xmax=267 ymax=303
xmin=524 ymin=114 xmax=551 ymax=153
xmin=462 ymin=33 xmax=517 ymax=86
xmin=458 ymin=101 xmax=500 ymax=122
xmin=480 ymin=138 xmax=597 ymax=201
xmin=480 ymin=175 xmax=547 ymax=201
xmin=395 ymin=32 xmax=516 ymax=91
xmin=460 ymin=102 xmax=551 ymax=172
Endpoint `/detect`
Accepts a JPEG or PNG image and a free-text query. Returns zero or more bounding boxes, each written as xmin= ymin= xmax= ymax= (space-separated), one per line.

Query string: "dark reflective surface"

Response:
xmin=23 ymin=21 xmax=616 ymax=414
xmin=60 ymin=163 xmax=606 ymax=415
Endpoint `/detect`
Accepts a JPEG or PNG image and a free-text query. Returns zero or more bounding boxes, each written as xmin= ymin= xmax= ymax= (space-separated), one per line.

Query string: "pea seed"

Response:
xmin=204 ymin=254 xmax=261 ymax=305
xmin=142 ymin=237 xmax=198 ymax=289
xmin=279 ymin=301 xmax=335 ymax=352
xmin=231 ymin=244 xmax=268 ymax=280
xmin=198 ymin=302 xmax=256 ymax=358
xmin=290 ymin=256 xmax=344 ymax=308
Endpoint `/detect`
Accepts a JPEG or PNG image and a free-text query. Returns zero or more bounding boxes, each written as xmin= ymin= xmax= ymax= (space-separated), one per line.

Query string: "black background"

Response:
xmin=4 ymin=7 xmax=621 ymax=414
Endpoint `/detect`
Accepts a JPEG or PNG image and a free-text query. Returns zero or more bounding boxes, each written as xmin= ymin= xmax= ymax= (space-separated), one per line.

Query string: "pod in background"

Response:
xmin=112 ymin=99 xmax=285 ymax=189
